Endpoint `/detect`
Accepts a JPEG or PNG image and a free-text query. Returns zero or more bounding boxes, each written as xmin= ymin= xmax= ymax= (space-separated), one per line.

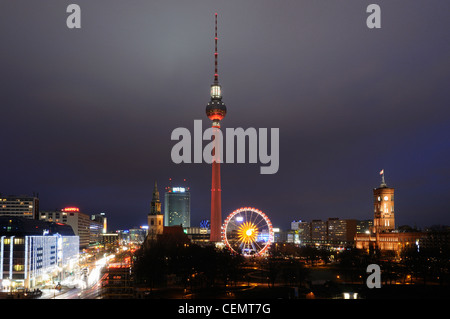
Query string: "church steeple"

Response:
xmin=150 ymin=180 xmax=161 ymax=215
xmin=147 ymin=180 xmax=164 ymax=242
xmin=152 ymin=180 xmax=160 ymax=201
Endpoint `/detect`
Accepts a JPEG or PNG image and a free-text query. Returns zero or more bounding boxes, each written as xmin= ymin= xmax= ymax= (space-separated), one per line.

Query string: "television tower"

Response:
xmin=206 ymin=13 xmax=227 ymax=242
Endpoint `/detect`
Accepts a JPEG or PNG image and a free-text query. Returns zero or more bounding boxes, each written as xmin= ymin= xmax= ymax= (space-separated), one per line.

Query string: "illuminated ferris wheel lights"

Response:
xmin=237 ymin=222 xmax=258 ymax=245
xmin=222 ymin=207 xmax=274 ymax=256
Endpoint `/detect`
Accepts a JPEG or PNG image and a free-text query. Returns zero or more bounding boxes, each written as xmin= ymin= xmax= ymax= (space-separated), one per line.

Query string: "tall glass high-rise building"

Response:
xmin=164 ymin=186 xmax=190 ymax=228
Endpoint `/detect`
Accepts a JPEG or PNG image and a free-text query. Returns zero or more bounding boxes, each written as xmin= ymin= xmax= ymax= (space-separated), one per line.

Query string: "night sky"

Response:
xmin=1 ymin=1 xmax=449 ymax=231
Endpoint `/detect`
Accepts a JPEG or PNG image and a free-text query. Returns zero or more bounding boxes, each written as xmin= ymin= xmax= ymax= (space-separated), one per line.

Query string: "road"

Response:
xmin=38 ymin=255 xmax=112 ymax=299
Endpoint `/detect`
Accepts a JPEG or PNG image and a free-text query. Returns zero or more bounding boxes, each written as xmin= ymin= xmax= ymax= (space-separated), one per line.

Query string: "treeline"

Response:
xmin=132 ymin=240 xmax=449 ymax=290
xmin=334 ymin=246 xmax=450 ymax=286
xmin=133 ymin=240 xmax=244 ymax=290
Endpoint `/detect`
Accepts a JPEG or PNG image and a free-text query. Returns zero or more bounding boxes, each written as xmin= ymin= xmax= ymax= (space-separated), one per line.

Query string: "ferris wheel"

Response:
xmin=222 ymin=207 xmax=274 ymax=256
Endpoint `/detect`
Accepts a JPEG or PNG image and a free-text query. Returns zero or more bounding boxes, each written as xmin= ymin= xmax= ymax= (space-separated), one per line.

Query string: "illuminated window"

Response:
xmin=210 ymin=85 xmax=221 ymax=98
xmin=14 ymin=238 xmax=24 ymax=244
xmin=14 ymin=265 xmax=24 ymax=271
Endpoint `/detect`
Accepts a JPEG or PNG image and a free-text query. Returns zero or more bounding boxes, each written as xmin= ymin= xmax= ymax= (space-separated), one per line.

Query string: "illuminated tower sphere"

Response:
xmin=206 ymin=13 xmax=227 ymax=242
xmin=373 ymin=170 xmax=395 ymax=233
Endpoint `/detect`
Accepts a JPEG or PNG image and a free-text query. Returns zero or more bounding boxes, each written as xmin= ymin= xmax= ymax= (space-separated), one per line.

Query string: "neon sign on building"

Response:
xmin=62 ymin=207 xmax=79 ymax=212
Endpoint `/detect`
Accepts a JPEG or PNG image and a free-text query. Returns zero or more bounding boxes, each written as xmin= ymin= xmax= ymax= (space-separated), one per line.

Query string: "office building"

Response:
xmin=91 ymin=213 xmax=107 ymax=234
xmin=290 ymin=219 xmax=356 ymax=246
xmin=291 ymin=220 xmax=303 ymax=231
xmin=0 ymin=217 xmax=79 ymax=289
xmin=327 ymin=218 xmax=357 ymax=244
xmin=421 ymin=225 xmax=450 ymax=251
xmin=297 ymin=221 xmax=312 ymax=243
xmin=311 ymin=220 xmax=327 ymax=243
xmin=184 ymin=226 xmax=210 ymax=244
xmin=39 ymin=207 xmax=90 ymax=249
xmin=0 ymin=194 xmax=39 ymax=220
xmin=90 ymin=213 xmax=107 ymax=245
xmin=89 ymin=220 xmax=104 ymax=245
xmin=164 ymin=186 xmax=190 ymax=228
xmin=101 ymin=233 xmax=119 ymax=246
xmin=357 ymin=220 xmax=373 ymax=234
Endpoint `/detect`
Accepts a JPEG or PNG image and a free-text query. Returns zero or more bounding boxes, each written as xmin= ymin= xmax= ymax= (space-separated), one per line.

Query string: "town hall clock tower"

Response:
xmin=372 ymin=170 xmax=395 ymax=233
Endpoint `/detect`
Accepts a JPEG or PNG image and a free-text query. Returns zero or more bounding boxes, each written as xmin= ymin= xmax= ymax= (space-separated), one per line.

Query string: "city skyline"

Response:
xmin=1 ymin=1 xmax=449 ymax=231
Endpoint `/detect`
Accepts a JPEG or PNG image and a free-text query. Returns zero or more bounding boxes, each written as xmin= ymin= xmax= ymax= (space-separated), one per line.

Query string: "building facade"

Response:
xmin=297 ymin=221 xmax=312 ymax=243
xmin=357 ymin=219 xmax=373 ymax=234
xmin=421 ymin=225 xmax=450 ymax=252
xmin=327 ymin=218 xmax=357 ymax=244
xmin=164 ymin=186 xmax=190 ymax=228
xmin=290 ymin=219 xmax=357 ymax=247
xmin=39 ymin=207 xmax=90 ymax=249
xmin=355 ymin=231 xmax=423 ymax=252
xmin=0 ymin=194 xmax=39 ymax=220
xmin=355 ymin=171 xmax=425 ymax=254
xmin=91 ymin=213 xmax=107 ymax=233
xmin=311 ymin=220 xmax=328 ymax=243
xmin=0 ymin=217 xmax=79 ymax=289
xmin=184 ymin=226 xmax=210 ymax=244
xmin=89 ymin=219 xmax=104 ymax=245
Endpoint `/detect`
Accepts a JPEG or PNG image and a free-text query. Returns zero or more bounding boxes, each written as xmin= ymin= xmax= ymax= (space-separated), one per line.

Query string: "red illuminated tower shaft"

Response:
xmin=210 ymin=127 xmax=222 ymax=242
xmin=206 ymin=13 xmax=227 ymax=242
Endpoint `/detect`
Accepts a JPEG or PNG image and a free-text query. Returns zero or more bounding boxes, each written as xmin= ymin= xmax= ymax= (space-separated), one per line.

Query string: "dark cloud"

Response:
xmin=1 ymin=1 xmax=449 ymax=230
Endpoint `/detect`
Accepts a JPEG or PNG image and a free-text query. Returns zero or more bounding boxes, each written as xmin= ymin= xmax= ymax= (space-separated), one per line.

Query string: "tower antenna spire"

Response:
xmin=214 ymin=12 xmax=219 ymax=83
